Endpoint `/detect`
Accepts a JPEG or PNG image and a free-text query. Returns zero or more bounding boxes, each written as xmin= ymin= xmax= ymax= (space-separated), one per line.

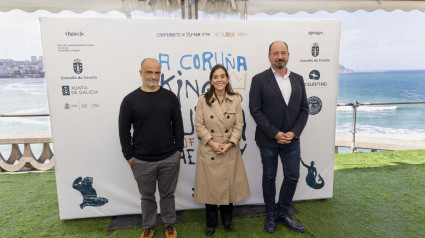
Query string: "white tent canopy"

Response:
xmin=1 ymin=0 xmax=425 ymax=17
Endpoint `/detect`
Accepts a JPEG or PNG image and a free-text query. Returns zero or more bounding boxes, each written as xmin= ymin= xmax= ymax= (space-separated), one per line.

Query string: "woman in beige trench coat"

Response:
xmin=194 ymin=64 xmax=250 ymax=236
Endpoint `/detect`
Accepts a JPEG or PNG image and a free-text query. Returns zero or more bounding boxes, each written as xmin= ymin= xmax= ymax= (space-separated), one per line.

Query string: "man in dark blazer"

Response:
xmin=249 ymin=41 xmax=309 ymax=233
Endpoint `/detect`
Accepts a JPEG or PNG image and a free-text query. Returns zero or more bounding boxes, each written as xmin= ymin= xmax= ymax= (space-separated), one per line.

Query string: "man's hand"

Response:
xmin=127 ymin=158 xmax=134 ymax=165
xmin=274 ymin=131 xmax=286 ymax=141
xmin=277 ymin=131 xmax=296 ymax=144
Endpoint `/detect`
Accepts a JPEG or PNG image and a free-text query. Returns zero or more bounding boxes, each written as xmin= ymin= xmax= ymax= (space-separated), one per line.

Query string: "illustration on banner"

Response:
xmin=301 ymin=159 xmax=325 ymax=189
xmin=72 ymin=177 xmax=109 ymax=209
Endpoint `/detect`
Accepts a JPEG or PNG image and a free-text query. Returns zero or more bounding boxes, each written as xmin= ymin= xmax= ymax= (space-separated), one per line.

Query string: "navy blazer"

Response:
xmin=249 ymin=68 xmax=309 ymax=148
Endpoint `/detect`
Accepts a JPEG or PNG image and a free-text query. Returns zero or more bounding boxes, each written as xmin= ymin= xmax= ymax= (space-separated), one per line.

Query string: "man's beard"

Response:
xmin=146 ymin=83 xmax=158 ymax=89
xmin=273 ymin=60 xmax=287 ymax=69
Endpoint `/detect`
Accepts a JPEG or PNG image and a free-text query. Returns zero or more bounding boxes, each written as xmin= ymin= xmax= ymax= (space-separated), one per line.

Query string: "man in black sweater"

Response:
xmin=119 ymin=58 xmax=184 ymax=238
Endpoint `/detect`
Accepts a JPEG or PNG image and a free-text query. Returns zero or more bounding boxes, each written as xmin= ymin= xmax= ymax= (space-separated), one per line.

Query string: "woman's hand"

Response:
xmin=208 ymin=140 xmax=224 ymax=154
xmin=219 ymin=143 xmax=233 ymax=155
xmin=208 ymin=140 xmax=234 ymax=155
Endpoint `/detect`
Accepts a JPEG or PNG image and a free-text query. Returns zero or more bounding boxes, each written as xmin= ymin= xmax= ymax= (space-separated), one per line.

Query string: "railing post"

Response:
xmin=351 ymin=100 xmax=359 ymax=153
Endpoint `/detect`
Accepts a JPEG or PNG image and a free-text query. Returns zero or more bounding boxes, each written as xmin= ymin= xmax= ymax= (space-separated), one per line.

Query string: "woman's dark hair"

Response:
xmin=204 ymin=64 xmax=235 ymax=106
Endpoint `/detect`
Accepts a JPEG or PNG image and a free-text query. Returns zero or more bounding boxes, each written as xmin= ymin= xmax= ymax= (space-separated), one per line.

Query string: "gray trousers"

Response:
xmin=130 ymin=151 xmax=180 ymax=228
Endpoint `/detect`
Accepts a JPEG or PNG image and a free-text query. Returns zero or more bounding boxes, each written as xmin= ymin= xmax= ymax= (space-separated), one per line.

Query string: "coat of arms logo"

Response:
xmin=311 ymin=43 xmax=319 ymax=57
xmin=73 ymin=58 xmax=83 ymax=74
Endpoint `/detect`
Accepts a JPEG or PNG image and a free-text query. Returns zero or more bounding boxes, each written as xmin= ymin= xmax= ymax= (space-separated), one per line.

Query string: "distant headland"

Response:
xmin=0 ymin=56 xmax=44 ymax=78
xmin=339 ymin=64 xmax=354 ymax=73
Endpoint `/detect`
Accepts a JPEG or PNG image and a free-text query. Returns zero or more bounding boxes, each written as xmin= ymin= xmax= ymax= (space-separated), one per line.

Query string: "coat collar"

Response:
xmin=208 ymin=93 xmax=237 ymax=126
xmin=266 ymin=68 xmax=286 ymax=105
xmin=208 ymin=92 xmax=235 ymax=103
xmin=267 ymin=67 xmax=297 ymax=106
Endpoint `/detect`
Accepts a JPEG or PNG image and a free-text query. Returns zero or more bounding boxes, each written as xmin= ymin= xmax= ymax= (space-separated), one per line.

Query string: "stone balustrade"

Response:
xmin=1 ymin=134 xmax=423 ymax=171
xmin=0 ymin=134 xmax=54 ymax=172
xmin=335 ymin=135 xmax=425 ymax=154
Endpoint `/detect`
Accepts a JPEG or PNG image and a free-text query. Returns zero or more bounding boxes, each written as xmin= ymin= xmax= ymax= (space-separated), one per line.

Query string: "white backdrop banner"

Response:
xmin=40 ymin=18 xmax=340 ymax=220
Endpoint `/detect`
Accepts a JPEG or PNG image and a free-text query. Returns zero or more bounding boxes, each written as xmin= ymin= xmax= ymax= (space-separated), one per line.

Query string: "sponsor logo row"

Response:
xmin=64 ymin=102 xmax=100 ymax=110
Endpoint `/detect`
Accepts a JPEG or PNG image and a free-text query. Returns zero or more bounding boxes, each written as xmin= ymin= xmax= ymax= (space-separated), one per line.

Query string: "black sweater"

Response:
xmin=119 ymin=87 xmax=184 ymax=161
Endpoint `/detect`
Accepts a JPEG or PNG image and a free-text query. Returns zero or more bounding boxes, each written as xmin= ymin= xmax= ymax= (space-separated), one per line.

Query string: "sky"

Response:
xmin=1 ymin=9 xmax=425 ymax=71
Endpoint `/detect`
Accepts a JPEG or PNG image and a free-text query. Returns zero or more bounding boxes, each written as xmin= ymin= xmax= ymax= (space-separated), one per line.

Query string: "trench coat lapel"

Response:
xmin=210 ymin=96 xmax=226 ymax=125
xmin=222 ymin=97 xmax=233 ymax=129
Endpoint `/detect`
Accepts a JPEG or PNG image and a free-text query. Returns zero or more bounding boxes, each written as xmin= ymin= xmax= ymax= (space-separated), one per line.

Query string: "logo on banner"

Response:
xmin=301 ymin=159 xmax=324 ymax=189
xmin=311 ymin=43 xmax=319 ymax=57
xmin=72 ymin=177 xmax=108 ymax=209
xmin=62 ymin=86 xmax=70 ymax=96
xmin=61 ymin=85 xmax=99 ymax=96
xmin=307 ymin=96 xmax=322 ymax=115
xmin=309 ymin=70 xmax=320 ymax=80
xmin=308 ymin=31 xmax=323 ymax=36
xmin=306 ymin=70 xmax=328 ymax=87
xmin=73 ymin=59 xmax=83 ymax=74
xmin=65 ymin=31 xmax=84 ymax=37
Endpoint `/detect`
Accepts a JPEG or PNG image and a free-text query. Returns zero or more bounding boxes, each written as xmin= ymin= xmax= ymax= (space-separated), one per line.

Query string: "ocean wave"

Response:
xmin=6 ymin=108 xmax=49 ymax=114
xmin=0 ymin=117 xmax=50 ymax=125
xmin=4 ymin=83 xmax=45 ymax=93
xmin=337 ymin=106 xmax=398 ymax=112
xmin=5 ymin=82 xmax=43 ymax=87
xmin=336 ymin=124 xmax=425 ymax=140
xmin=29 ymin=92 xmax=47 ymax=95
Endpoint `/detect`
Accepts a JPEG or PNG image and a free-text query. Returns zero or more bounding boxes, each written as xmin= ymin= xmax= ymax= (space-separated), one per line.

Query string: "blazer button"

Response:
xmin=211 ymin=130 xmax=214 ymax=133
xmin=211 ymin=157 xmax=214 ymax=160
xmin=227 ymin=115 xmax=230 ymax=119
xmin=225 ymin=129 xmax=228 ymax=133
xmin=210 ymin=115 xmax=214 ymax=119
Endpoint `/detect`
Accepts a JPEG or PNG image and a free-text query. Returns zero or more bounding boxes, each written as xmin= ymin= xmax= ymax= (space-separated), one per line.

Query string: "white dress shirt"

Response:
xmin=272 ymin=68 xmax=292 ymax=105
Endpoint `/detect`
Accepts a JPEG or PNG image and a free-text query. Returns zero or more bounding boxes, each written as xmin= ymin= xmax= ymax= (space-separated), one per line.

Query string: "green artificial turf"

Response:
xmin=1 ymin=150 xmax=424 ymax=237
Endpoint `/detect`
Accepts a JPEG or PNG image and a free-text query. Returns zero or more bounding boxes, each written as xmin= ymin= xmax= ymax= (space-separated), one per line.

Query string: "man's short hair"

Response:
xmin=268 ymin=41 xmax=289 ymax=55
xmin=140 ymin=58 xmax=158 ymax=69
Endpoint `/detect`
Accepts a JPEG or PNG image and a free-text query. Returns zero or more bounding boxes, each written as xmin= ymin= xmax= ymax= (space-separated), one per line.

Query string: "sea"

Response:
xmin=1 ymin=70 xmax=425 ymax=157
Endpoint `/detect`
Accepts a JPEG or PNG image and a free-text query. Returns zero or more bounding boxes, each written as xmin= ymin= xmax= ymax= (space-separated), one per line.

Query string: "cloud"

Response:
xmin=1 ymin=9 xmax=425 ymax=70
xmin=251 ymin=10 xmax=425 ymax=70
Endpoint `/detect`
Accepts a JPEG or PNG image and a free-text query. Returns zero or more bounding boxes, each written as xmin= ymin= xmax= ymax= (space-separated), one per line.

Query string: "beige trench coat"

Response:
xmin=194 ymin=93 xmax=250 ymax=205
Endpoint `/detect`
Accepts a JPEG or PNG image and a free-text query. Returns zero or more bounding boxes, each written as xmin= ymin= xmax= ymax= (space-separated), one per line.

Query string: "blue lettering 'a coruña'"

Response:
xmin=159 ymin=52 xmax=247 ymax=72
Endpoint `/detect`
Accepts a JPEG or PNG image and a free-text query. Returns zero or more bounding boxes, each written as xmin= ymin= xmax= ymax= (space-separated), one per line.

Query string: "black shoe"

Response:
xmin=223 ymin=222 xmax=233 ymax=230
xmin=276 ymin=215 xmax=306 ymax=232
xmin=205 ymin=227 xmax=215 ymax=236
xmin=264 ymin=212 xmax=276 ymax=233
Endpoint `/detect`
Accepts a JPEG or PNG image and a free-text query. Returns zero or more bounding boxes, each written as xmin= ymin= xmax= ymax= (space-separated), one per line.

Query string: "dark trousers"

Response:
xmin=130 ymin=151 xmax=181 ymax=228
xmin=259 ymin=142 xmax=301 ymax=218
xmin=205 ymin=203 xmax=233 ymax=227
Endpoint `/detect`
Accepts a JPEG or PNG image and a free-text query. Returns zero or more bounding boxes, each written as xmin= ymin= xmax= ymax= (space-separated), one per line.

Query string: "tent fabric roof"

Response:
xmin=247 ymin=0 xmax=425 ymax=14
xmin=1 ymin=0 xmax=424 ymax=15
